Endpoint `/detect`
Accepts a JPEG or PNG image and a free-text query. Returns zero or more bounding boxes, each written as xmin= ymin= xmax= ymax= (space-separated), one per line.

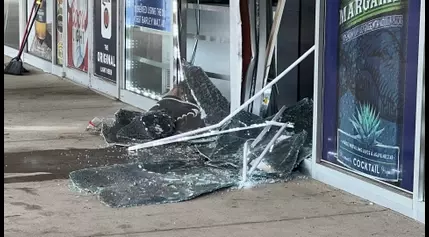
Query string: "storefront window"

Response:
xmin=27 ymin=0 xmax=53 ymax=61
xmin=322 ymin=0 xmax=421 ymax=193
xmin=67 ymin=0 xmax=89 ymax=72
xmin=125 ymin=0 xmax=173 ymax=99
xmin=4 ymin=0 xmax=20 ymax=49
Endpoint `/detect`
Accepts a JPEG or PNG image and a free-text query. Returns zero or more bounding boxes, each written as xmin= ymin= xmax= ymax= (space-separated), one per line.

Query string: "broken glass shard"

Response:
xmin=70 ymin=163 xmax=236 ymax=207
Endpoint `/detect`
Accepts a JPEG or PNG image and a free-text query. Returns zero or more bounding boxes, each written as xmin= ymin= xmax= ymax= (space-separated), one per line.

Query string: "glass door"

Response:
xmin=120 ymin=0 xmax=174 ymax=109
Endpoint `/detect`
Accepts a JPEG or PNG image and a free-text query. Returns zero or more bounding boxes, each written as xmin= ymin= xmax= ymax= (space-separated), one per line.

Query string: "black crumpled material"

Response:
xmin=70 ymin=63 xmax=314 ymax=208
xmin=116 ymin=111 xmax=176 ymax=142
xmin=100 ymin=62 xmax=264 ymax=146
xmin=180 ymin=61 xmax=231 ymax=125
xmin=101 ymin=95 xmax=205 ymax=146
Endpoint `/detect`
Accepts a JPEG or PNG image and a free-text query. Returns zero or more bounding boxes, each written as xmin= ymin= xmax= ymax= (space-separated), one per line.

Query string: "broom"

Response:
xmin=4 ymin=0 xmax=43 ymax=75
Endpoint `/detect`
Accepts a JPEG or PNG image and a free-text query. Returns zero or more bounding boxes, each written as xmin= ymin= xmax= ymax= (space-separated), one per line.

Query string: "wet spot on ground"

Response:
xmin=10 ymin=202 xmax=43 ymax=210
xmin=4 ymin=147 xmax=128 ymax=183
xmin=15 ymin=187 xmax=39 ymax=196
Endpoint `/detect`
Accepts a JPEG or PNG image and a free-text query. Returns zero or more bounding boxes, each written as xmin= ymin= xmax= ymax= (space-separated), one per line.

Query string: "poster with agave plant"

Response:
xmin=335 ymin=0 xmax=408 ymax=182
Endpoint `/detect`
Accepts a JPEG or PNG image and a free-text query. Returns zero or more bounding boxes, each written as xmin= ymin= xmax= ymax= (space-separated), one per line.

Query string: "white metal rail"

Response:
xmin=128 ymin=45 xmax=315 ymax=152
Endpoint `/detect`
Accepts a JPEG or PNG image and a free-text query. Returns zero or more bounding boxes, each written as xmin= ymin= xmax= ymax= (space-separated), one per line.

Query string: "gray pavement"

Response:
xmin=4 ymin=56 xmax=138 ymax=153
xmin=4 ymin=57 xmax=425 ymax=237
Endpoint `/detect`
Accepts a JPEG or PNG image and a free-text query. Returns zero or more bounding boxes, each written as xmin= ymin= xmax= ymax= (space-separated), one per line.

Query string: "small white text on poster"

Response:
xmin=134 ymin=4 xmax=165 ymax=28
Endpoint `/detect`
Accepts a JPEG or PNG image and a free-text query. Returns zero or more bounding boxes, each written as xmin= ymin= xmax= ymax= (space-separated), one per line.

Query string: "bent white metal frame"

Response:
xmin=251 ymin=105 xmax=287 ymax=148
xmin=247 ymin=123 xmax=288 ymax=175
xmin=128 ymin=45 xmax=315 ymax=152
xmin=241 ymin=105 xmax=287 ymax=184
xmin=141 ymin=120 xmax=288 ymax=145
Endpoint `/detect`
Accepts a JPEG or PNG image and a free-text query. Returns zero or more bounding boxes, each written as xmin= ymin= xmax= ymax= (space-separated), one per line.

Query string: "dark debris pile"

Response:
xmin=70 ymin=62 xmax=314 ymax=208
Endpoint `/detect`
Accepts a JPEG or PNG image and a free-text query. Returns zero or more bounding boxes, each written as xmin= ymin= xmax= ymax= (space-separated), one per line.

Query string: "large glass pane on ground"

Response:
xmin=4 ymin=0 xmax=20 ymax=49
xmin=125 ymin=0 xmax=173 ymax=99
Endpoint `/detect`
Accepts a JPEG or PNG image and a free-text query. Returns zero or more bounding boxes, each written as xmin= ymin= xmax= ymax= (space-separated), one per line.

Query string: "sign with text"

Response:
xmin=94 ymin=0 xmax=117 ymax=82
xmin=67 ymin=0 xmax=89 ymax=71
xmin=126 ymin=0 xmax=172 ymax=32
xmin=337 ymin=130 xmax=400 ymax=181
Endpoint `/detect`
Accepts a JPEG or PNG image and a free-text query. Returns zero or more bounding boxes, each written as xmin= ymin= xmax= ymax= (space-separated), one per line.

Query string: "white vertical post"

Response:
xmin=168 ymin=0 xmax=175 ymax=91
xmin=18 ymin=0 xmax=27 ymax=54
xmin=51 ymin=0 xmax=57 ymax=69
xmin=412 ymin=0 xmax=425 ymax=222
xmin=261 ymin=0 xmax=286 ymax=88
xmin=310 ymin=0 xmax=325 ymax=177
xmin=179 ymin=0 xmax=187 ymax=60
xmin=18 ymin=0 xmax=26 ymax=47
xmin=229 ymin=0 xmax=243 ymax=112
xmin=88 ymin=0 xmax=94 ymax=88
xmin=251 ymin=0 xmax=268 ymax=116
xmin=117 ymin=0 xmax=124 ymax=95
xmin=62 ymin=0 xmax=68 ymax=76
xmin=242 ymin=140 xmax=249 ymax=183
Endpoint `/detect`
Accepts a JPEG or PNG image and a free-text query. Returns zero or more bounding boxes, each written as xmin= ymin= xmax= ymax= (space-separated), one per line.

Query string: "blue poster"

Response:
xmin=125 ymin=0 xmax=172 ymax=32
xmin=322 ymin=0 xmax=422 ymax=192
xmin=335 ymin=2 xmax=408 ymax=182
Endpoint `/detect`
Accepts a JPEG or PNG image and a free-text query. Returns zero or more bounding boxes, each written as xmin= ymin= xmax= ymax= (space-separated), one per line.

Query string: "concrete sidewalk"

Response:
xmin=4 ymin=56 xmax=138 ymax=153
xmin=4 ymin=57 xmax=425 ymax=237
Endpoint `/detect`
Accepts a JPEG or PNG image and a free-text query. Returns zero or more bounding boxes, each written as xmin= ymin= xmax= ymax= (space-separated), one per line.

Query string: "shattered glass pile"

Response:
xmin=69 ymin=61 xmax=314 ymax=208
